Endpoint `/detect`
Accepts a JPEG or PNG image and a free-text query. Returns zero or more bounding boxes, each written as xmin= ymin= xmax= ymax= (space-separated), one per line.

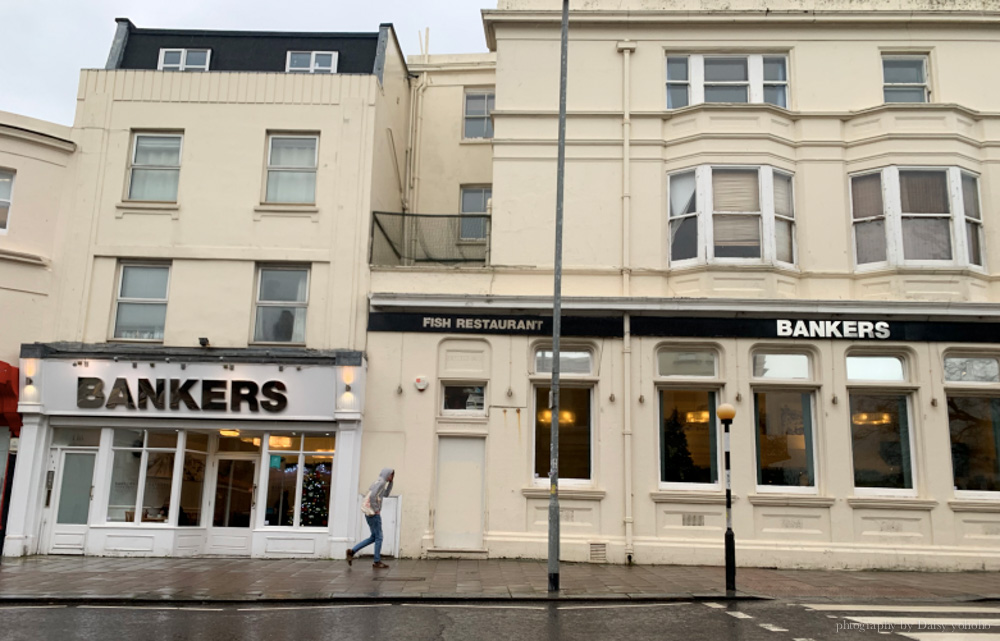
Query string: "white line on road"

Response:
xmin=703 ymin=602 xmax=726 ymax=609
xmin=727 ymin=611 xmax=754 ymax=619
xmin=0 ymin=605 xmax=68 ymax=610
xmin=401 ymin=604 xmax=546 ymax=611
xmin=760 ymin=623 xmax=789 ymax=632
xmin=803 ymin=604 xmax=1000 ymax=614
xmin=558 ymin=603 xmax=688 ymax=611
xmin=900 ymin=635 xmax=1000 ymax=641
xmin=79 ymin=606 xmax=183 ymax=610
xmin=845 ymin=617 xmax=1000 ymax=627
xmin=793 ymin=638 xmax=819 ymax=641
xmin=237 ymin=604 xmax=391 ymax=612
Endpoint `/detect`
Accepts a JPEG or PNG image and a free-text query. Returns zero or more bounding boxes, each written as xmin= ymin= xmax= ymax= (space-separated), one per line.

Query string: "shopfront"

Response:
xmin=366 ymin=299 xmax=1000 ymax=570
xmin=3 ymin=343 xmax=366 ymax=559
xmin=0 ymin=360 xmax=22 ymax=555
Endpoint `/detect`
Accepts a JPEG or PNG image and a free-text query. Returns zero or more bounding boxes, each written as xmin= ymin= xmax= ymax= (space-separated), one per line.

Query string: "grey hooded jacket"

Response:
xmin=367 ymin=468 xmax=394 ymax=514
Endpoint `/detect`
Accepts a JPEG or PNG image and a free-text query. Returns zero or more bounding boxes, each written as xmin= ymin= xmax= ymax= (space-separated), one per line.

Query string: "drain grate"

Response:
xmin=373 ymin=577 xmax=427 ymax=582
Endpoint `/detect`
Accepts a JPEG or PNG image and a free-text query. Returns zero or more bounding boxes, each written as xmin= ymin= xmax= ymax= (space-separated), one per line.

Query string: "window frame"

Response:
xmin=463 ymin=89 xmax=495 ymax=140
xmin=665 ymin=53 xmax=789 ymax=109
xmin=157 ymin=48 xmax=211 ymax=72
xmin=262 ymin=432 xmax=336 ymax=529
xmin=850 ymin=166 xmax=985 ymax=270
xmin=530 ymin=344 xmax=597 ymax=487
xmin=846 ymin=351 xmax=918 ymax=498
xmin=105 ymin=429 xmax=181 ymax=526
xmin=285 ymin=51 xmax=339 ymax=73
xmin=111 ymin=262 xmax=171 ymax=342
xmin=264 ymin=133 xmax=319 ymax=205
xmin=251 ymin=264 xmax=310 ymax=345
xmin=667 ymin=165 xmax=796 ymax=267
xmin=459 ymin=185 xmax=492 ymax=242
xmin=440 ymin=381 xmax=488 ymax=418
xmin=0 ymin=167 xmax=14 ymax=234
xmin=126 ymin=133 xmax=183 ymax=203
xmin=882 ymin=54 xmax=929 ymax=104
xmin=750 ymin=349 xmax=819 ymax=494
xmin=942 ymin=352 xmax=1000 ymax=500
xmin=655 ymin=345 xmax=724 ymax=491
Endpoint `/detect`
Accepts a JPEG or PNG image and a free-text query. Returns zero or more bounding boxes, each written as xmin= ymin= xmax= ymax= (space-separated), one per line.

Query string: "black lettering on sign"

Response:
xmin=105 ymin=378 xmax=136 ymax=410
xmin=231 ymin=381 xmax=260 ymax=412
xmin=77 ymin=377 xmax=105 ymax=408
xmin=260 ymin=381 xmax=288 ymax=413
xmin=137 ymin=379 xmax=166 ymax=410
xmin=170 ymin=379 xmax=200 ymax=410
xmin=201 ymin=380 xmax=227 ymax=411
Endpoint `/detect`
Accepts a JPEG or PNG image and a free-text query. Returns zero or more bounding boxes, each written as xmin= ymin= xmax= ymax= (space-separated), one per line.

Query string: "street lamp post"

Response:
xmin=717 ymin=402 xmax=737 ymax=594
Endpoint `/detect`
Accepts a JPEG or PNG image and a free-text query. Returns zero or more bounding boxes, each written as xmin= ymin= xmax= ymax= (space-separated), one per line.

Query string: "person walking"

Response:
xmin=347 ymin=468 xmax=394 ymax=569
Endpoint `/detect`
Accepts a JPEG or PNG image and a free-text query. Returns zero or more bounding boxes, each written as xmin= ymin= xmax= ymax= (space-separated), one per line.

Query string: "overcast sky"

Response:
xmin=0 ymin=0 xmax=492 ymax=126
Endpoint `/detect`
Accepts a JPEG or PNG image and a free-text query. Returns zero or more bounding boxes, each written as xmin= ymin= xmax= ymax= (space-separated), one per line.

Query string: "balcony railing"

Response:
xmin=371 ymin=212 xmax=490 ymax=267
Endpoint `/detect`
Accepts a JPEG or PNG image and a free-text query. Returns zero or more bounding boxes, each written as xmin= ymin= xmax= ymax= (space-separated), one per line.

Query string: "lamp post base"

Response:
xmin=725 ymin=528 xmax=736 ymax=593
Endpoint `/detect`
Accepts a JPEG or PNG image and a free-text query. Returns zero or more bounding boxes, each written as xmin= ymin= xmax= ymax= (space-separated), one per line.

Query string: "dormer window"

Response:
xmin=158 ymin=49 xmax=210 ymax=72
xmin=286 ymin=51 xmax=338 ymax=74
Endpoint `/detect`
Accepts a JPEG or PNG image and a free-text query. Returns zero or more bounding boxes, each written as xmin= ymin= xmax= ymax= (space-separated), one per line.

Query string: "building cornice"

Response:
xmin=369 ymin=293 xmax=1000 ymax=320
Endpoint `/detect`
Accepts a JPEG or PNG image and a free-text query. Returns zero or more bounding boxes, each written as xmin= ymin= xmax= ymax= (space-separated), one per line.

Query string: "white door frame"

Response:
xmin=43 ymin=448 xmax=98 ymax=555
xmin=205 ymin=453 xmax=258 ymax=556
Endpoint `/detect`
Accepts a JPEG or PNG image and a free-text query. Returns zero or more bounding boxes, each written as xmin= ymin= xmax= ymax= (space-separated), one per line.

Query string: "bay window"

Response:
xmin=851 ymin=167 xmax=985 ymax=268
xmin=669 ymin=165 xmax=795 ymax=265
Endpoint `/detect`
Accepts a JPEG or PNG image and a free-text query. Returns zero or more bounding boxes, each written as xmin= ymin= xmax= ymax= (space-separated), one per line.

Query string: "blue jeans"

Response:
xmin=351 ymin=514 xmax=383 ymax=562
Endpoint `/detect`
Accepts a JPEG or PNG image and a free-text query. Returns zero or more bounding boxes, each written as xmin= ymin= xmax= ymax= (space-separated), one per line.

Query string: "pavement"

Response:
xmin=2 ymin=556 xmax=1000 ymax=603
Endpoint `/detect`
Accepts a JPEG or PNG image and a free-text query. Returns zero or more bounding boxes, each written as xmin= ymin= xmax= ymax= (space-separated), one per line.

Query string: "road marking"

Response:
xmin=703 ymin=602 xmax=726 ymax=609
xmin=401 ymin=604 xmax=546 ymax=611
xmin=793 ymin=638 xmax=818 ymax=641
xmin=899 ymin=634 xmax=1000 ymax=641
xmin=238 ymin=604 xmax=390 ymax=612
xmin=760 ymin=623 xmax=788 ymax=632
xmin=79 ymin=606 xmax=182 ymax=610
xmin=727 ymin=611 xmax=754 ymax=619
xmin=558 ymin=603 xmax=688 ymax=611
xmin=803 ymin=604 xmax=1000 ymax=614
xmin=845 ymin=617 xmax=1000 ymax=628
xmin=0 ymin=605 xmax=68 ymax=610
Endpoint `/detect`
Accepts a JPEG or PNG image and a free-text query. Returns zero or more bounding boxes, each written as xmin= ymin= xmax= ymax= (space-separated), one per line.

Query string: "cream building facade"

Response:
xmin=365 ymin=0 xmax=1000 ymax=570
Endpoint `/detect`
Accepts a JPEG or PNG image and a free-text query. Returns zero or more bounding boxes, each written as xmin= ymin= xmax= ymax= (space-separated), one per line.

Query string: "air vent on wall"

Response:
xmin=589 ymin=542 xmax=607 ymax=563
xmin=682 ymin=514 xmax=706 ymax=527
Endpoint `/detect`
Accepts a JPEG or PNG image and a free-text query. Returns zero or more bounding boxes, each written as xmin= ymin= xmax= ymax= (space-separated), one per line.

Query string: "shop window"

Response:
xmin=945 ymin=355 xmax=1000 ymax=493
xmin=668 ymin=165 xmax=795 ymax=266
xmin=847 ymin=354 xmax=914 ymax=492
xmin=113 ymin=263 xmax=170 ymax=341
xmin=179 ymin=433 xmax=207 ymax=527
xmin=442 ymin=383 xmax=487 ymax=415
xmin=127 ymin=134 xmax=181 ymax=202
xmin=264 ymin=433 xmax=335 ymax=528
xmin=752 ymin=351 xmax=815 ymax=489
xmin=656 ymin=348 xmax=721 ymax=486
xmin=464 ymin=90 xmax=495 ymax=139
xmin=851 ymin=167 xmax=985 ymax=269
xmin=534 ymin=386 xmax=592 ymax=481
xmin=252 ymin=265 xmax=308 ymax=344
xmin=106 ymin=429 xmax=178 ymax=524
xmin=265 ymin=134 xmax=318 ymax=204
xmin=666 ymin=54 xmax=788 ymax=108
xmin=0 ymin=168 xmax=13 ymax=233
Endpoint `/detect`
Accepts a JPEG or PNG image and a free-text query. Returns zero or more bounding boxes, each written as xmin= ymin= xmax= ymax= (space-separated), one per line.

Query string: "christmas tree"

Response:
xmin=299 ymin=463 xmax=330 ymax=527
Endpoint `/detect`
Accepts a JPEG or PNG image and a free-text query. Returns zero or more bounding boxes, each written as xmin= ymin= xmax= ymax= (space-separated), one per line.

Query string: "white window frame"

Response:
xmin=251 ymin=265 xmax=310 ymax=345
xmin=850 ymin=166 xmax=984 ymax=271
xmin=459 ymin=185 xmax=492 ymax=242
xmin=126 ymin=133 xmax=182 ymax=203
xmin=111 ymin=262 xmax=171 ymax=342
xmin=942 ymin=352 xmax=1000 ymax=500
xmin=668 ymin=165 xmax=795 ymax=267
xmin=656 ymin=346 xmax=724 ymax=491
xmin=463 ymin=90 xmax=495 ymax=140
xmin=530 ymin=345 xmax=597 ymax=488
xmin=751 ymin=349 xmax=819 ymax=495
xmin=261 ymin=432 xmax=336 ymax=529
xmin=105 ymin=429 xmax=182 ymax=526
xmin=846 ymin=352 xmax=918 ymax=498
xmin=666 ymin=54 xmax=788 ymax=108
xmin=264 ymin=134 xmax=319 ymax=205
xmin=285 ymin=51 xmax=339 ymax=74
xmin=157 ymin=48 xmax=211 ymax=72
xmin=440 ymin=381 xmax=488 ymax=418
xmin=0 ymin=168 xmax=14 ymax=234
xmin=882 ymin=54 xmax=929 ymax=104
